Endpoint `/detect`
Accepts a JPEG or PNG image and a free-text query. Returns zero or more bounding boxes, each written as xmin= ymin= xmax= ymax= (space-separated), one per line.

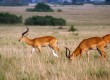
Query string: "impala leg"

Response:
xmin=31 ymin=47 xmax=36 ymax=53
xmin=86 ymin=51 xmax=89 ymax=62
xmin=37 ymin=46 xmax=41 ymax=53
xmin=53 ymin=46 xmax=59 ymax=54
xmin=54 ymin=45 xmax=60 ymax=53
xmin=50 ymin=40 xmax=60 ymax=54
xmin=97 ymin=47 xmax=106 ymax=59
xmin=49 ymin=45 xmax=58 ymax=57
xmin=52 ymin=49 xmax=58 ymax=57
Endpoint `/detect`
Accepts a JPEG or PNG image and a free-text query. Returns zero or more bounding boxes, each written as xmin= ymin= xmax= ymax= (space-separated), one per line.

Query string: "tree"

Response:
xmin=71 ymin=0 xmax=77 ymax=3
xmin=34 ymin=3 xmax=53 ymax=12
xmin=106 ymin=0 xmax=110 ymax=3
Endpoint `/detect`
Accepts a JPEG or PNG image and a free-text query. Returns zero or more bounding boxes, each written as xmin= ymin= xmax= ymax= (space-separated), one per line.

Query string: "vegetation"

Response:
xmin=0 ymin=5 xmax=110 ymax=80
xmin=0 ymin=12 xmax=22 ymax=24
xmin=69 ymin=25 xmax=77 ymax=32
xmin=57 ymin=9 xmax=62 ymax=12
xmin=25 ymin=15 xmax=66 ymax=26
xmin=0 ymin=25 xmax=110 ymax=80
xmin=26 ymin=3 xmax=53 ymax=12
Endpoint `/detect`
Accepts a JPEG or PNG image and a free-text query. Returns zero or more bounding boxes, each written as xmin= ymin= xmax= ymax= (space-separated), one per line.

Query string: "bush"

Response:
xmin=57 ymin=9 xmax=62 ymax=12
xmin=69 ymin=25 xmax=77 ymax=32
xmin=25 ymin=15 xmax=66 ymax=26
xmin=26 ymin=3 xmax=53 ymax=12
xmin=0 ymin=12 xmax=22 ymax=24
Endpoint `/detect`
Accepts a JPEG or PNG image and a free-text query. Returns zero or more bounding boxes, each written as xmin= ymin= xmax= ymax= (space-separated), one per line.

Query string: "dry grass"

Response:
xmin=0 ymin=25 xmax=110 ymax=80
xmin=0 ymin=5 xmax=110 ymax=80
xmin=0 ymin=4 xmax=110 ymax=25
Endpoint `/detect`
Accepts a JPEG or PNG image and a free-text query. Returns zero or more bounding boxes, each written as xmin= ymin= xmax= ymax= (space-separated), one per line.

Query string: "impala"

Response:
xmin=102 ymin=34 xmax=110 ymax=45
xmin=65 ymin=37 xmax=107 ymax=61
xmin=19 ymin=27 xmax=59 ymax=57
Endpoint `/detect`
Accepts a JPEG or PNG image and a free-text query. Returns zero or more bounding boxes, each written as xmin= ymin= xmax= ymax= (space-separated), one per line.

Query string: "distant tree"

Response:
xmin=34 ymin=3 xmax=53 ymax=12
xmin=62 ymin=1 xmax=70 ymax=5
xmin=71 ymin=0 xmax=84 ymax=4
xmin=26 ymin=3 xmax=53 ymax=12
xmin=71 ymin=0 xmax=77 ymax=3
xmin=106 ymin=0 xmax=110 ymax=3
xmin=0 ymin=0 xmax=28 ymax=6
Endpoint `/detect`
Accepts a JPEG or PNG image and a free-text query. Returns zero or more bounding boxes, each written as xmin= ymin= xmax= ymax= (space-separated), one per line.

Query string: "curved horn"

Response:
xmin=65 ymin=47 xmax=70 ymax=59
xmin=22 ymin=27 xmax=29 ymax=36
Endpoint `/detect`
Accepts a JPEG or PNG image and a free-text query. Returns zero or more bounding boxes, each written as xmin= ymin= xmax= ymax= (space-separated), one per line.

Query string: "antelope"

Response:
xmin=65 ymin=37 xmax=107 ymax=61
xmin=102 ymin=34 xmax=110 ymax=45
xmin=19 ymin=27 xmax=59 ymax=57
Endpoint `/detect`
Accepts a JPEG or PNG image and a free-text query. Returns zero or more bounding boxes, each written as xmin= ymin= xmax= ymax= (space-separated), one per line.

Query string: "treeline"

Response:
xmin=0 ymin=0 xmax=28 ymax=6
xmin=25 ymin=16 xmax=66 ymax=26
xmin=0 ymin=12 xmax=66 ymax=26
xmin=0 ymin=13 xmax=22 ymax=24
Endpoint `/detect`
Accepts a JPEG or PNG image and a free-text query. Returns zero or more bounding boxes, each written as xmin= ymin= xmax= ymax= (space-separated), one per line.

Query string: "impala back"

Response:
xmin=33 ymin=36 xmax=57 ymax=47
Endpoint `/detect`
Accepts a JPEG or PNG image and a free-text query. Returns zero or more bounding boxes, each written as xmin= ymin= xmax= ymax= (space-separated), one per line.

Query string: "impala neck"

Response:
xmin=25 ymin=37 xmax=33 ymax=46
xmin=71 ymin=47 xmax=81 ymax=57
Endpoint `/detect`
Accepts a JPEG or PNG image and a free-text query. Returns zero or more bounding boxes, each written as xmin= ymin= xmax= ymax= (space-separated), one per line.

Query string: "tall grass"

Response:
xmin=0 ymin=26 xmax=110 ymax=80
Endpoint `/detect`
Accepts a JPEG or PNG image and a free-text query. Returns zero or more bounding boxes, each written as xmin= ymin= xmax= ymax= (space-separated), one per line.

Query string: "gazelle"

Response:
xmin=19 ymin=27 xmax=59 ymax=57
xmin=65 ymin=37 xmax=107 ymax=61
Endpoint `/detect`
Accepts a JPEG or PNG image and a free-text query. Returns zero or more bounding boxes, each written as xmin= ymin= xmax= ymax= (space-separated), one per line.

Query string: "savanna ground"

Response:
xmin=0 ymin=4 xmax=110 ymax=80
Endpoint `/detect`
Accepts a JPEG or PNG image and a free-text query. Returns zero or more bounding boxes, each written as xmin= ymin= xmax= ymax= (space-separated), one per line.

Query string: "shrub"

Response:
xmin=0 ymin=12 xmax=22 ymax=24
xmin=57 ymin=9 xmax=62 ymax=12
xmin=26 ymin=3 xmax=53 ymax=12
xmin=69 ymin=25 xmax=77 ymax=32
xmin=25 ymin=15 xmax=66 ymax=26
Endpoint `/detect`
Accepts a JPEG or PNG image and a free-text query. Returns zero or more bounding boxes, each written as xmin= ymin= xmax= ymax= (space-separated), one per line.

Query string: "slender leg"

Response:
xmin=37 ymin=46 xmax=41 ymax=53
xmin=52 ymin=49 xmax=58 ymax=57
xmin=50 ymin=44 xmax=59 ymax=54
xmin=97 ymin=47 xmax=106 ymax=59
xmin=49 ymin=46 xmax=58 ymax=57
xmin=31 ymin=47 xmax=35 ymax=53
xmin=86 ymin=51 xmax=89 ymax=62
xmin=49 ymin=40 xmax=60 ymax=54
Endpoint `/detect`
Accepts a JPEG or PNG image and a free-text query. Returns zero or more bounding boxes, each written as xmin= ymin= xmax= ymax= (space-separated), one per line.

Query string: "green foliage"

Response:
xmin=35 ymin=3 xmax=53 ymax=12
xmin=0 ymin=12 xmax=22 ymax=24
xmin=27 ymin=3 xmax=53 ymax=12
xmin=25 ymin=15 xmax=66 ymax=26
xmin=69 ymin=25 xmax=77 ymax=32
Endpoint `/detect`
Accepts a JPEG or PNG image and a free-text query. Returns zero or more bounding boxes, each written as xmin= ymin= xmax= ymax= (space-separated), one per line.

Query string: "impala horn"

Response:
xmin=65 ymin=47 xmax=71 ymax=59
xmin=22 ymin=27 xmax=29 ymax=36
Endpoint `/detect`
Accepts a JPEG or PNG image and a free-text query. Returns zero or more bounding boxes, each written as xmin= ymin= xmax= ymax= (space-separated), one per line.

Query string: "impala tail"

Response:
xmin=65 ymin=47 xmax=71 ymax=59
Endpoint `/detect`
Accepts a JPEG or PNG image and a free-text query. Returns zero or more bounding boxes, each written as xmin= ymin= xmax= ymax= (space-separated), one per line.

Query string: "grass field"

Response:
xmin=0 ymin=4 xmax=110 ymax=80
